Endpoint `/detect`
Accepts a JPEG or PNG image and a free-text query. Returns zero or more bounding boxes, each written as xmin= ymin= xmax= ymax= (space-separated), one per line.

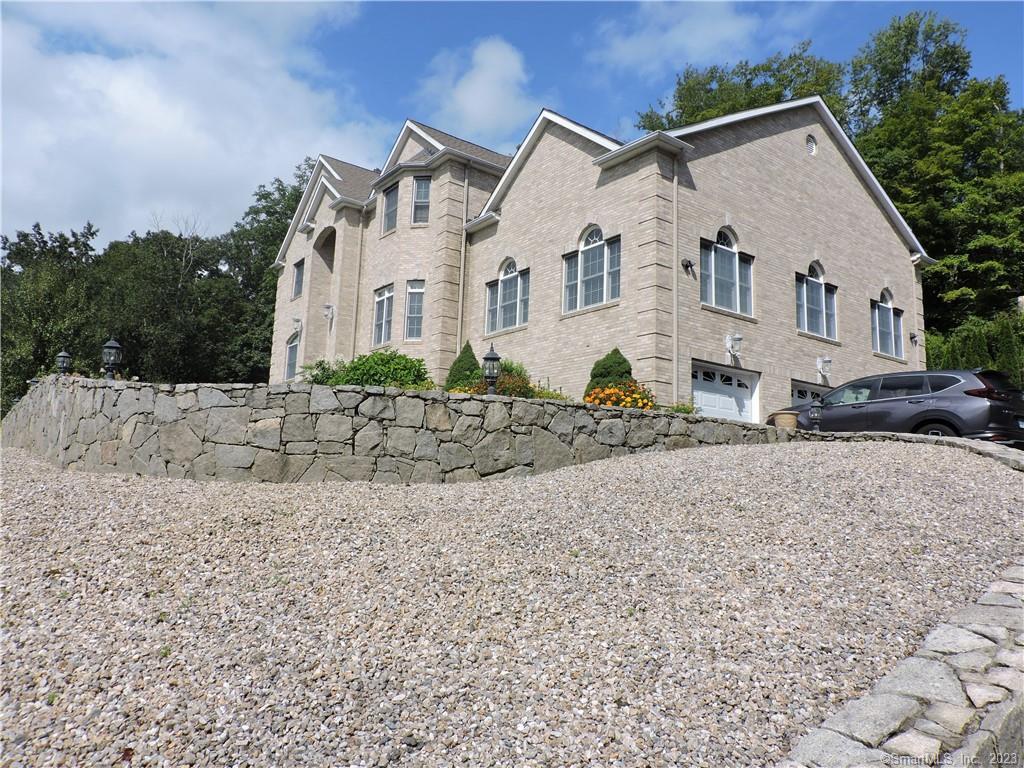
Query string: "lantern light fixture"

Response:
xmin=482 ymin=344 xmax=501 ymax=396
xmin=816 ymin=356 xmax=832 ymax=378
xmin=809 ymin=400 xmax=823 ymax=432
xmin=101 ymin=338 xmax=124 ymax=380
xmin=725 ymin=333 xmax=743 ymax=359
xmin=56 ymin=350 xmax=72 ymax=375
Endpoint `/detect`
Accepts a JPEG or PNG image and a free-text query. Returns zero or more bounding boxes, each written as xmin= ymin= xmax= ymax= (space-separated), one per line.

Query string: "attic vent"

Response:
xmin=806 ymin=134 xmax=818 ymax=155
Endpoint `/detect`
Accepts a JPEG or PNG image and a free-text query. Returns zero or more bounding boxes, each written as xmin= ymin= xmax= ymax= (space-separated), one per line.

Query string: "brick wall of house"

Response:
xmin=671 ymin=105 xmax=924 ymax=417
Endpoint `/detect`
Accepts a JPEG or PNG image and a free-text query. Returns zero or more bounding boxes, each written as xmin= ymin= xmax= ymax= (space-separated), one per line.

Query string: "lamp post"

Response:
xmin=482 ymin=344 xmax=501 ymax=395
xmin=101 ymin=338 xmax=124 ymax=380
xmin=56 ymin=350 xmax=72 ymax=375
xmin=809 ymin=399 xmax=823 ymax=432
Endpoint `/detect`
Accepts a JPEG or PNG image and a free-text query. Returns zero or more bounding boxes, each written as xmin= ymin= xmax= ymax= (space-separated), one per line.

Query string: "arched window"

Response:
xmin=285 ymin=332 xmax=300 ymax=380
xmin=563 ymin=225 xmax=621 ymax=313
xmin=795 ymin=262 xmax=837 ymax=339
xmin=486 ymin=259 xmax=529 ymax=333
xmin=871 ymin=289 xmax=904 ymax=358
xmin=700 ymin=228 xmax=752 ymax=315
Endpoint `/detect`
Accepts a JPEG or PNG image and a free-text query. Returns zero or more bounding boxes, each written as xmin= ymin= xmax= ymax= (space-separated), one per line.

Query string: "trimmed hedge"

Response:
xmin=585 ymin=348 xmax=633 ymax=395
xmin=444 ymin=342 xmax=482 ymax=391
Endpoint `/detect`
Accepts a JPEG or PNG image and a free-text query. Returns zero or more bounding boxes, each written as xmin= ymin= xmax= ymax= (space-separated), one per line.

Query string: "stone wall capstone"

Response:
xmin=2 ymin=376 xmax=1021 ymax=483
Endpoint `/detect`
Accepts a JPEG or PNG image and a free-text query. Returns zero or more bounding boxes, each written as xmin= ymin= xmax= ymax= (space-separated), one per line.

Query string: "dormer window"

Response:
xmin=382 ymin=184 xmax=399 ymax=234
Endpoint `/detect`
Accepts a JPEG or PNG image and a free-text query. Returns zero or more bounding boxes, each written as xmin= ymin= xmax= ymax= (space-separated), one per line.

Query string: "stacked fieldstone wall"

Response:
xmin=781 ymin=560 xmax=1024 ymax=768
xmin=3 ymin=376 xmax=1022 ymax=483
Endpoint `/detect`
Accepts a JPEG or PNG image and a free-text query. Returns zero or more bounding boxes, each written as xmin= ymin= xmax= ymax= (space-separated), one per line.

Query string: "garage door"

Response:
xmin=791 ymin=381 xmax=829 ymax=407
xmin=691 ymin=363 xmax=758 ymax=422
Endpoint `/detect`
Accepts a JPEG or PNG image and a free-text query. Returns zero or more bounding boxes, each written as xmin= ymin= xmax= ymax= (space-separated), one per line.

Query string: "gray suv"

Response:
xmin=792 ymin=369 xmax=1024 ymax=448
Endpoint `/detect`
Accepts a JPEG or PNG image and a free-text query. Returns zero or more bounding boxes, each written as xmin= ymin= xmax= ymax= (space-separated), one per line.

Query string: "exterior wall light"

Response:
xmin=909 ymin=332 xmax=919 ymax=346
xmin=725 ymin=333 xmax=743 ymax=359
xmin=482 ymin=344 xmax=501 ymax=395
xmin=292 ymin=318 xmax=303 ymax=333
xmin=816 ymin=356 xmax=832 ymax=379
xmin=322 ymin=304 xmax=335 ymax=321
xmin=56 ymin=350 xmax=72 ymax=375
xmin=101 ymin=338 xmax=124 ymax=380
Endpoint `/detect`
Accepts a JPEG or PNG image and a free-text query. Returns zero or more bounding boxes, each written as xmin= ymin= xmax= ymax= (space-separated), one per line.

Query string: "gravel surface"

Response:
xmin=2 ymin=443 xmax=1021 ymax=767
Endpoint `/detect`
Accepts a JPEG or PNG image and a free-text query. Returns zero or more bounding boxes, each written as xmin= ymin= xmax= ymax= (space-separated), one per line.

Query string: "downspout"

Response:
xmin=350 ymin=205 xmax=366 ymax=360
xmin=672 ymin=154 xmax=680 ymax=404
xmin=455 ymin=161 xmax=470 ymax=350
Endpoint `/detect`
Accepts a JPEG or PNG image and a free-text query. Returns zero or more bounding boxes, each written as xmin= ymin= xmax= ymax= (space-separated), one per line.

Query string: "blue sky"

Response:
xmin=3 ymin=2 xmax=1021 ymax=246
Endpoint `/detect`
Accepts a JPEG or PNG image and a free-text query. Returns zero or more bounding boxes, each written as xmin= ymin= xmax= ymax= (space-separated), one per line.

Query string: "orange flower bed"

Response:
xmin=584 ymin=380 xmax=657 ymax=410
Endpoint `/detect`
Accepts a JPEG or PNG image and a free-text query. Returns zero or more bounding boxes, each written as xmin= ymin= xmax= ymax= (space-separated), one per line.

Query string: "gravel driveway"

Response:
xmin=2 ymin=443 xmax=1021 ymax=767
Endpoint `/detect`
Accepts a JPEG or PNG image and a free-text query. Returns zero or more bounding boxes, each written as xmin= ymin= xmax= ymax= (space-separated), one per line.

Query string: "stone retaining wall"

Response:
xmin=780 ymin=559 xmax=1024 ymax=768
xmin=3 ymin=376 xmax=1021 ymax=483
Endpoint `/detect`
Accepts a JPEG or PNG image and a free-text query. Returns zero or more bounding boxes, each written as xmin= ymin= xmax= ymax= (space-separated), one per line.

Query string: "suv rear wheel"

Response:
xmin=915 ymin=422 xmax=958 ymax=437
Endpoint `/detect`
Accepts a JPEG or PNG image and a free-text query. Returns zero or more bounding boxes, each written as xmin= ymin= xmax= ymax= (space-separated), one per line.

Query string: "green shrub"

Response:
xmin=585 ymin=347 xmax=634 ymax=395
xmin=301 ymin=358 xmax=346 ymax=385
xmin=499 ymin=359 xmax=530 ymax=379
xmin=663 ymin=400 xmax=697 ymax=414
xmin=444 ymin=342 xmax=482 ymax=390
xmin=339 ymin=349 xmax=430 ymax=388
xmin=303 ymin=350 xmax=430 ymax=388
xmin=533 ymin=388 xmax=571 ymax=401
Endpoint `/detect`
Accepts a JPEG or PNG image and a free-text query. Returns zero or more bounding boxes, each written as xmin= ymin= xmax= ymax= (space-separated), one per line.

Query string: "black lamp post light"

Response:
xmin=809 ymin=399 xmax=823 ymax=432
xmin=102 ymin=338 xmax=124 ymax=380
xmin=482 ymin=344 xmax=501 ymax=395
xmin=56 ymin=350 xmax=72 ymax=375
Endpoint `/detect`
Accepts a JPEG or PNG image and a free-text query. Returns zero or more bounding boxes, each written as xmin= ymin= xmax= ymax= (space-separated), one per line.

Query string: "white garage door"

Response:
xmin=691 ymin=363 xmax=758 ymax=422
xmin=791 ymin=381 xmax=829 ymax=407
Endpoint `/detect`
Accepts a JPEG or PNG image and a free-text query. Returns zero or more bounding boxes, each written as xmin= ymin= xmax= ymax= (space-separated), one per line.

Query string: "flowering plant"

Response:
xmin=584 ymin=380 xmax=656 ymax=410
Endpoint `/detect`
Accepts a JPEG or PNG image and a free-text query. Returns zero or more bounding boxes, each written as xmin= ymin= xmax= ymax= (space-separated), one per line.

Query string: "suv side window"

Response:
xmin=927 ymin=374 xmax=961 ymax=394
xmin=876 ymin=375 xmax=927 ymax=399
xmin=823 ymin=382 xmax=873 ymax=405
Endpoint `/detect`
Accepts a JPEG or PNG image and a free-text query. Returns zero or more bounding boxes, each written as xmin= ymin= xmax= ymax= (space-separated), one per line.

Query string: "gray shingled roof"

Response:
xmin=409 ymin=121 xmax=512 ymax=168
xmin=320 ymin=156 xmax=379 ymax=201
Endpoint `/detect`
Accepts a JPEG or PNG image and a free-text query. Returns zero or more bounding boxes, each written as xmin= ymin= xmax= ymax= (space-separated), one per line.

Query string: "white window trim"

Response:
xmin=405 ymin=280 xmax=425 ymax=340
xmin=796 ymin=269 xmax=838 ymax=340
xmin=291 ymin=259 xmax=305 ymax=300
xmin=373 ymin=285 xmax=394 ymax=346
xmin=702 ymin=239 xmax=753 ymax=316
xmin=563 ymin=229 xmax=621 ymax=314
xmin=385 ymin=185 xmax=399 ymax=234
xmin=486 ymin=262 xmax=529 ymax=334
xmin=285 ymin=334 xmax=300 ymax=380
xmin=411 ymin=177 xmax=430 ymax=225
xmin=872 ymin=295 xmax=904 ymax=358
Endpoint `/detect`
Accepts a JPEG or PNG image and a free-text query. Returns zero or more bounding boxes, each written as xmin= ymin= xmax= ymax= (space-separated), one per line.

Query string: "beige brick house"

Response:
xmin=270 ymin=96 xmax=931 ymax=422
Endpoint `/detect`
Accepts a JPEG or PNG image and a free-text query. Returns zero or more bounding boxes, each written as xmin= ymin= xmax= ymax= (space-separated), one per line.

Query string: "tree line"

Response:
xmin=2 ymin=12 xmax=1021 ymax=415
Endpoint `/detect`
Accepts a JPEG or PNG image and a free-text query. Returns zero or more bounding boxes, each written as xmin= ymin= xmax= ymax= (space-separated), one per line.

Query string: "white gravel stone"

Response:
xmin=2 ymin=441 xmax=1021 ymax=767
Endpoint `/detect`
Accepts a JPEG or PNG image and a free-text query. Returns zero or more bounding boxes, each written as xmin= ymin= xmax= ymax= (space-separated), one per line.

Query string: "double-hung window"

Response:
xmin=486 ymin=260 xmax=529 ymax=333
xmin=382 ymin=184 xmax=399 ymax=233
xmin=405 ymin=280 xmax=425 ymax=340
xmin=373 ymin=284 xmax=394 ymax=346
xmin=795 ymin=264 xmax=837 ymax=339
xmin=292 ymin=259 xmax=305 ymax=299
xmin=412 ymin=177 xmax=430 ymax=224
xmin=700 ymin=230 xmax=752 ymax=315
xmin=871 ymin=291 xmax=903 ymax=358
xmin=285 ymin=334 xmax=299 ymax=380
xmin=564 ymin=227 xmax=621 ymax=312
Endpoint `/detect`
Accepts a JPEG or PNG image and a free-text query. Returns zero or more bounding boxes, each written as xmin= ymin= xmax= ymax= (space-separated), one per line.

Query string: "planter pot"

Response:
xmin=770 ymin=411 xmax=799 ymax=430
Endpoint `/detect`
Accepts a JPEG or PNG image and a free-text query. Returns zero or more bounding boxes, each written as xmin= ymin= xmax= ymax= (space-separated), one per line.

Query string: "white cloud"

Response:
xmin=414 ymin=37 xmax=546 ymax=153
xmin=1 ymin=3 xmax=393 ymax=245
xmin=591 ymin=2 xmax=825 ymax=79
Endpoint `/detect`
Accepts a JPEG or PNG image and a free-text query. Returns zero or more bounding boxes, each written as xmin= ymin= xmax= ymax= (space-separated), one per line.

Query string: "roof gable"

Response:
xmin=273 ymin=155 xmax=378 ymax=267
xmin=666 ymin=96 xmax=931 ymax=263
xmin=473 ymin=109 xmax=622 ymax=224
